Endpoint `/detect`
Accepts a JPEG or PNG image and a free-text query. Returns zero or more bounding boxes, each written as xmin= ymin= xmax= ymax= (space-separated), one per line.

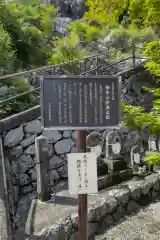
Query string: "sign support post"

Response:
xmin=41 ymin=75 xmax=121 ymax=240
xmin=76 ymin=130 xmax=88 ymax=240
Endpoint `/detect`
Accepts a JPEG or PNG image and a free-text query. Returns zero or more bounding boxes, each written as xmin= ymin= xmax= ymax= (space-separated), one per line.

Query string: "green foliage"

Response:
xmin=49 ymin=20 xmax=103 ymax=67
xmin=123 ymin=100 xmax=160 ymax=135
xmin=143 ymin=0 xmax=160 ymax=28
xmin=0 ymin=0 xmax=56 ymax=119
xmin=145 ymin=152 xmax=160 ymax=166
xmin=123 ymin=103 xmax=150 ymax=131
xmin=85 ymin=0 xmax=129 ymax=25
xmin=12 ymin=0 xmax=56 ymax=35
xmin=82 ymin=0 xmax=157 ymax=63
xmin=85 ymin=0 xmax=160 ymax=29
xmin=144 ymin=41 xmax=160 ymax=76
xmin=0 ymin=24 xmax=15 ymax=74
xmin=129 ymin=0 xmax=148 ymax=27
xmin=68 ymin=21 xmax=102 ymax=42
xmin=49 ymin=31 xmax=89 ymax=74
xmin=0 ymin=0 xmax=57 ymax=69
xmin=129 ymin=0 xmax=160 ymax=34
xmin=0 ymin=76 xmax=39 ymax=119
xmin=123 ymin=38 xmax=160 ymax=166
xmin=94 ymin=0 xmax=158 ymax=169
xmin=108 ymin=25 xmax=155 ymax=60
xmin=112 ymin=25 xmax=154 ymax=43
xmin=50 ymin=33 xmax=88 ymax=64
xmin=49 ymin=0 xmax=158 ymax=67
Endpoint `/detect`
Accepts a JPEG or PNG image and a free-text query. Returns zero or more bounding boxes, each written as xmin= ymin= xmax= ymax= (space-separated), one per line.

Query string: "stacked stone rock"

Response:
xmin=26 ymin=173 xmax=160 ymax=240
xmin=2 ymin=119 xmax=78 ymax=234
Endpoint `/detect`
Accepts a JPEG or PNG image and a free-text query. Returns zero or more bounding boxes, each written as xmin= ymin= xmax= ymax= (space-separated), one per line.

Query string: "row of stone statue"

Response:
xmin=86 ymin=130 xmax=159 ymax=168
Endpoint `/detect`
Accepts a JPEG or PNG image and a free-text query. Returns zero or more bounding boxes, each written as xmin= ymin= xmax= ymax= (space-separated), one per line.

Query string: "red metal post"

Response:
xmin=76 ymin=130 xmax=88 ymax=240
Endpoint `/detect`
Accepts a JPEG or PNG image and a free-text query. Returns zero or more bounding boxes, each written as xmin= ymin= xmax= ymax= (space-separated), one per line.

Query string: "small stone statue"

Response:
xmin=86 ymin=132 xmax=102 ymax=149
xmin=105 ymin=130 xmax=122 ymax=159
xmin=141 ymin=135 xmax=157 ymax=173
xmin=105 ymin=130 xmax=127 ymax=172
xmin=86 ymin=132 xmax=108 ymax=175
xmin=130 ymin=145 xmax=141 ymax=167
xmin=130 ymin=145 xmax=142 ymax=172
xmin=86 ymin=132 xmax=103 ymax=157
xmin=148 ymin=135 xmax=157 ymax=152
xmin=157 ymin=136 xmax=160 ymax=152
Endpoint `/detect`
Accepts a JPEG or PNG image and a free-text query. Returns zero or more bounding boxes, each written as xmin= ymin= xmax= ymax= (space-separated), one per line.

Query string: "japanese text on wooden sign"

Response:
xmin=67 ymin=152 xmax=98 ymax=195
xmin=40 ymin=76 xmax=121 ymax=130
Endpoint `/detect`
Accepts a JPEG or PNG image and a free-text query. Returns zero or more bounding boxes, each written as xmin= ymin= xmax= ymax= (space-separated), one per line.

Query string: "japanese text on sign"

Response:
xmin=41 ymin=76 xmax=121 ymax=130
xmin=67 ymin=153 xmax=98 ymax=195
xmin=105 ymin=85 xmax=110 ymax=120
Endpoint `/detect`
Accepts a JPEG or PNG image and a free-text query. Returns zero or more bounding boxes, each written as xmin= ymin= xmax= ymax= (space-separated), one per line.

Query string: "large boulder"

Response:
xmin=4 ymin=126 xmax=24 ymax=148
xmin=54 ymin=0 xmax=87 ymax=19
xmin=24 ymin=120 xmax=43 ymax=134
xmin=54 ymin=139 xmax=75 ymax=154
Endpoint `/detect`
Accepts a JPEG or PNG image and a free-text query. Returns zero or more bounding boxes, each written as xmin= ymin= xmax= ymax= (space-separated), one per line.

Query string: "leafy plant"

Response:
xmin=0 ymin=0 xmax=56 ymax=118
xmin=123 ymin=39 xmax=160 ymax=166
xmin=0 ymin=76 xmax=39 ymax=119
xmin=85 ymin=0 xmax=129 ymax=25
xmin=145 ymin=152 xmax=160 ymax=166
xmin=0 ymin=0 xmax=57 ymax=69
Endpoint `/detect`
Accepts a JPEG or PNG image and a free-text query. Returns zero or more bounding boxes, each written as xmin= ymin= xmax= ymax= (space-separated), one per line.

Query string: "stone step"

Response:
xmin=106 ymin=159 xmax=128 ymax=172
xmin=54 ymin=168 xmax=133 ymax=205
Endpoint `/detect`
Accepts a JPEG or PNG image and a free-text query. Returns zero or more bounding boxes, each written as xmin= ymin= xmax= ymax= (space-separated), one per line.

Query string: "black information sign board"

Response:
xmin=40 ymin=76 xmax=121 ymax=130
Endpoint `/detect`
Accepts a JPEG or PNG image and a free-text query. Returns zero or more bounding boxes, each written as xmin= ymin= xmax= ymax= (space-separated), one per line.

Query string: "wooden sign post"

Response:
xmin=40 ymin=75 xmax=121 ymax=239
xmin=67 ymin=133 xmax=98 ymax=240
xmin=76 ymin=130 xmax=88 ymax=240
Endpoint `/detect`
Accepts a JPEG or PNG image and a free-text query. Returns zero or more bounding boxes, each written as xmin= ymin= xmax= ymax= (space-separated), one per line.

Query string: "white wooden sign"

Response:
xmin=67 ymin=152 xmax=98 ymax=195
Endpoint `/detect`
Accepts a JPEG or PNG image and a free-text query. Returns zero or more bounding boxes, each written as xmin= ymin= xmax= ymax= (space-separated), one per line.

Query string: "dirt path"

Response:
xmin=96 ymin=201 xmax=160 ymax=240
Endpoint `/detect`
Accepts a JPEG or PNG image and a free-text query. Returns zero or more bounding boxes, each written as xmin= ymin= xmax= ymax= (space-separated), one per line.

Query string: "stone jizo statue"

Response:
xmin=105 ymin=130 xmax=122 ymax=159
xmin=130 ymin=145 xmax=141 ymax=167
xmin=148 ymin=135 xmax=157 ymax=152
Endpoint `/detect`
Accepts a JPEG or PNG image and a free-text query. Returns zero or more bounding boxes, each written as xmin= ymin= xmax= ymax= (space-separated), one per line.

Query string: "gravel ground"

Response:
xmin=95 ymin=201 xmax=160 ymax=240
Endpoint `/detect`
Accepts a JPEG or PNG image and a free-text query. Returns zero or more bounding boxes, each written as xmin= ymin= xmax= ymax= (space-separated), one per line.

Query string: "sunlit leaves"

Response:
xmin=145 ymin=152 xmax=160 ymax=166
xmin=50 ymin=33 xmax=88 ymax=64
xmin=0 ymin=0 xmax=57 ymax=69
xmin=0 ymin=24 xmax=15 ymax=73
xmin=85 ymin=0 xmax=129 ymax=24
xmin=144 ymin=41 xmax=160 ymax=76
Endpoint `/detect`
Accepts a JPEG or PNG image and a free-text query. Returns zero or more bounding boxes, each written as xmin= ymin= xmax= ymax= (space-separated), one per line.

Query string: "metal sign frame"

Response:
xmin=40 ymin=75 xmax=122 ymax=130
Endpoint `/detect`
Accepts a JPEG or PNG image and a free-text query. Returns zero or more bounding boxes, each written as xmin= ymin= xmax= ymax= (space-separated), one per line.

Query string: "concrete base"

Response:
xmin=46 ymin=169 xmax=133 ymax=206
xmin=54 ymin=168 xmax=133 ymax=205
xmin=51 ymin=169 xmax=133 ymax=205
xmin=106 ymin=159 xmax=128 ymax=172
xmin=25 ymin=193 xmax=104 ymax=236
xmin=98 ymin=168 xmax=133 ymax=190
xmin=97 ymin=157 xmax=108 ymax=176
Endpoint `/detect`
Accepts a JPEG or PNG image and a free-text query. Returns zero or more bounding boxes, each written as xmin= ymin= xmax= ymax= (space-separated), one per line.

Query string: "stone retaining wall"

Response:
xmin=3 ymin=116 xmax=78 ymax=233
xmin=26 ymin=172 xmax=160 ymax=240
xmin=0 ymin=64 xmax=154 ymax=237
